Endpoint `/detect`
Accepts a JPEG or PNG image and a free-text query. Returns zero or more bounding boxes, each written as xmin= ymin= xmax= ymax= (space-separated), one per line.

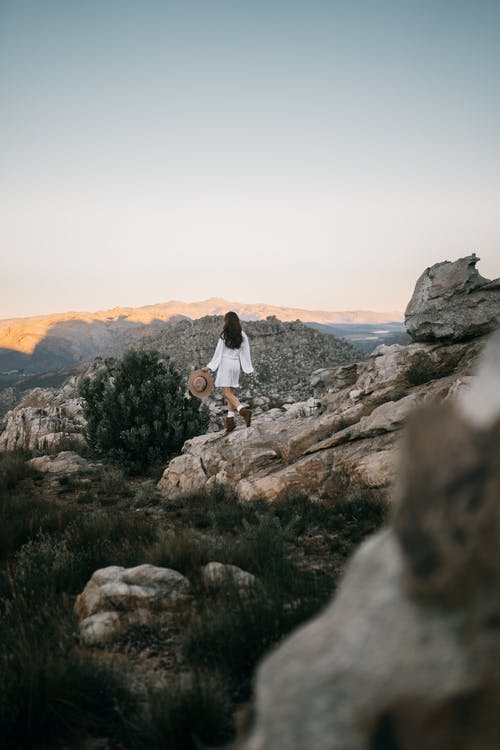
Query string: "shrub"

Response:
xmin=124 ymin=671 xmax=234 ymax=750
xmin=0 ymin=586 xmax=134 ymax=747
xmin=79 ymin=349 xmax=209 ymax=474
xmin=0 ymin=450 xmax=37 ymax=493
xmin=8 ymin=512 xmax=158 ymax=600
xmin=146 ymin=528 xmax=215 ymax=582
xmin=183 ymin=576 xmax=331 ymax=701
xmin=0 ymin=489 xmax=78 ymax=565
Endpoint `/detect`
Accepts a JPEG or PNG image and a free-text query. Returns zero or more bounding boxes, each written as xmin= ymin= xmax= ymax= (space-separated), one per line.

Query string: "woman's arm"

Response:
xmin=239 ymin=332 xmax=254 ymax=374
xmin=206 ymin=337 xmax=224 ymax=372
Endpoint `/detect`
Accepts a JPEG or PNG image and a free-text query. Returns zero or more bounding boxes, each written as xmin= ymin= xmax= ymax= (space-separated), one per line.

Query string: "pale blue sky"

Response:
xmin=1 ymin=0 xmax=499 ymax=318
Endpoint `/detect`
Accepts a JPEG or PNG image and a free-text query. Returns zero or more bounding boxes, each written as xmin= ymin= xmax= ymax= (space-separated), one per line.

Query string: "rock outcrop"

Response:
xmin=405 ymin=254 xmax=500 ymax=342
xmin=144 ymin=314 xmax=362 ymax=408
xmin=0 ymin=298 xmax=398 ymax=374
xmin=240 ymin=330 xmax=500 ymax=750
xmin=158 ymin=255 xmax=496 ymax=502
xmin=74 ymin=564 xmax=191 ymax=646
xmin=0 ymin=378 xmax=85 ymax=452
xmin=27 ymin=451 xmax=101 ymax=475
xmin=158 ymin=338 xmax=482 ymax=502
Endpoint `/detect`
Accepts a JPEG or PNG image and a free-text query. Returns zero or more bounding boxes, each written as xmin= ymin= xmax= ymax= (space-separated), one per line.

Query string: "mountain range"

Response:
xmin=0 ymin=298 xmax=404 ymax=375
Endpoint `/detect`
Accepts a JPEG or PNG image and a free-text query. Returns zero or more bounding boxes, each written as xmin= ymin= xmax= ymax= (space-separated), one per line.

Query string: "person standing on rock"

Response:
xmin=203 ymin=311 xmax=254 ymax=434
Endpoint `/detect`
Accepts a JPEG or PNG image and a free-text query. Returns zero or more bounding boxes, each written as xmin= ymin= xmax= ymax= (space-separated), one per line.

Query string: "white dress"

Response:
xmin=206 ymin=331 xmax=254 ymax=388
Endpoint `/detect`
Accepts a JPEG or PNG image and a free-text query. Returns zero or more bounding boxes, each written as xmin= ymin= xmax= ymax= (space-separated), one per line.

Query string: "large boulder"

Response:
xmin=405 ymin=254 xmax=500 ymax=342
xmin=240 ymin=332 xmax=500 ymax=750
xmin=74 ymin=564 xmax=191 ymax=646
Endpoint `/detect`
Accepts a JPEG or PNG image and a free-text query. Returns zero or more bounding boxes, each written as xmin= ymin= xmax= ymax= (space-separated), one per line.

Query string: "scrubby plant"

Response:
xmin=79 ymin=349 xmax=209 ymax=474
xmin=0 ymin=450 xmax=37 ymax=492
xmin=0 ymin=453 xmax=389 ymax=749
xmin=123 ymin=671 xmax=234 ymax=749
xmin=0 ymin=492 xmax=76 ymax=565
xmin=0 ymin=583 xmax=135 ymax=747
xmin=183 ymin=573 xmax=332 ymax=701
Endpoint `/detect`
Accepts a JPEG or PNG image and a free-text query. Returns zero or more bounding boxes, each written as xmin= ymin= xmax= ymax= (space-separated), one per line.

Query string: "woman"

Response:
xmin=203 ymin=311 xmax=254 ymax=433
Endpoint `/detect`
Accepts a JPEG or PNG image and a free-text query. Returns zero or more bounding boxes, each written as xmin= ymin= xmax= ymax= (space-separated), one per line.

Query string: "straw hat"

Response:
xmin=188 ymin=369 xmax=213 ymax=399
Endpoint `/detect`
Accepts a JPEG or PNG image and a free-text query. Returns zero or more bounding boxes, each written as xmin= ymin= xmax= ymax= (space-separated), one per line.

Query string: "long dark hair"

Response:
xmin=221 ymin=311 xmax=243 ymax=349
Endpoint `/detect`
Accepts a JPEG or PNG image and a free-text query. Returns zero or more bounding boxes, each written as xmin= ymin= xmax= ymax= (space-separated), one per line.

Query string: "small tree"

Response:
xmin=78 ymin=349 xmax=209 ymax=474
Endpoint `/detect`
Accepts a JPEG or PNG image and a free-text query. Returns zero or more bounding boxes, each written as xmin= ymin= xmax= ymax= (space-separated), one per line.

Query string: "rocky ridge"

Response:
xmin=158 ymin=255 xmax=499 ymax=502
xmin=0 ymin=316 xmax=360 ymax=451
xmin=0 ymin=299 xmax=400 ymax=374
xmin=142 ymin=314 xmax=361 ymax=418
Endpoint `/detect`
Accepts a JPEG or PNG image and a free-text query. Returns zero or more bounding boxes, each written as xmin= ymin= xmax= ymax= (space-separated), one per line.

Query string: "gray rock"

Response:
xmin=79 ymin=611 xmax=122 ymax=646
xmin=405 ymin=254 xmax=500 ymax=342
xmin=202 ymin=562 xmax=257 ymax=589
xmin=243 ymin=530 xmax=484 ymax=750
xmin=27 ymin=451 xmax=100 ymax=475
xmin=75 ymin=563 xmax=191 ymax=617
xmin=0 ymin=383 xmax=85 ymax=452
xmin=311 ymin=363 xmax=358 ymax=396
xmin=157 ymin=454 xmax=208 ymax=498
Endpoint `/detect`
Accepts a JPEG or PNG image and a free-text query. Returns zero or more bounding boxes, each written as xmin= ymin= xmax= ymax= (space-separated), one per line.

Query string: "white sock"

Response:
xmin=227 ymin=411 xmax=235 ymax=417
xmin=237 ymin=405 xmax=242 ymax=412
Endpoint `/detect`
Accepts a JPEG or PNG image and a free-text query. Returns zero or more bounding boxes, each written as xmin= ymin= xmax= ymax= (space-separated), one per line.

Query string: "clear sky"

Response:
xmin=1 ymin=0 xmax=499 ymax=319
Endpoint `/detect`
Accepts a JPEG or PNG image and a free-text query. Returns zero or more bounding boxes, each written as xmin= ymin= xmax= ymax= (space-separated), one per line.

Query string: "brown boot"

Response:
xmin=224 ymin=416 xmax=236 ymax=434
xmin=239 ymin=407 xmax=252 ymax=428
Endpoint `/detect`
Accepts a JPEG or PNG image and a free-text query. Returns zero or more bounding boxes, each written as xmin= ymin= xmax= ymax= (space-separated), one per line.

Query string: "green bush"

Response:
xmin=79 ymin=349 xmax=209 ymax=474
xmin=183 ymin=576 xmax=332 ymax=701
xmin=0 ymin=450 xmax=37 ymax=493
xmin=0 ymin=487 xmax=79 ymax=565
xmin=124 ymin=671 xmax=234 ymax=750
xmin=0 ymin=584 xmax=134 ymax=747
xmin=0 ymin=467 xmax=389 ymax=748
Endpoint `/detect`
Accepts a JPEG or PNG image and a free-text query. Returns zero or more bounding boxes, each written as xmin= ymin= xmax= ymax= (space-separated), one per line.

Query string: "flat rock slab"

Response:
xmin=27 ymin=451 xmax=101 ymax=474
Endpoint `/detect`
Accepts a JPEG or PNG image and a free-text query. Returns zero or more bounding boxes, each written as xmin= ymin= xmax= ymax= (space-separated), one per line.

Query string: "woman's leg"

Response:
xmin=222 ymin=387 xmax=241 ymax=411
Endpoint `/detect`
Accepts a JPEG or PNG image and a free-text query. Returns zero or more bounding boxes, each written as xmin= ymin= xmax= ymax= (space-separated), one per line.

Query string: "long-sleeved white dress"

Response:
xmin=206 ymin=331 xmax=254 ymax=388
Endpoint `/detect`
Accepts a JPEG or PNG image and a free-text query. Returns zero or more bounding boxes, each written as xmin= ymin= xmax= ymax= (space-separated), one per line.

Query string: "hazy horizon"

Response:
xmin=0 ymin=293 xmax=404 ymax=324
xmin=2 ymin=1 xmax=499 ymax=319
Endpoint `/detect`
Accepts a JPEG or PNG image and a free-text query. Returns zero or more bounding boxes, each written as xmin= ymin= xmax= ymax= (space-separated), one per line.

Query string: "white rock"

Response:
xmin=79 ymin=611 xmax=121 ymax=646
xmin=27 ymin=451 xmax=99 ymax=475
xmin=75 ymin=564 xmax=191 ymax=620
xmin=202 ymin=562 xmax=257 ymax=589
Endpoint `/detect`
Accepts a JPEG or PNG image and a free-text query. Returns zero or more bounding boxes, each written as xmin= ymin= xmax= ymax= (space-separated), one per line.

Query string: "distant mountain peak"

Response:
xmin=0 ymin=299 xmax=403 ymax=370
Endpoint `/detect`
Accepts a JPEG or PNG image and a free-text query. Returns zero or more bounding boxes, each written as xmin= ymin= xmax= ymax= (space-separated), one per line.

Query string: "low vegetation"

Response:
xmin=0 ymin=449 xmax=389 ymax=748
xmin=78 ymin=349 xmax=209 ymax=474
